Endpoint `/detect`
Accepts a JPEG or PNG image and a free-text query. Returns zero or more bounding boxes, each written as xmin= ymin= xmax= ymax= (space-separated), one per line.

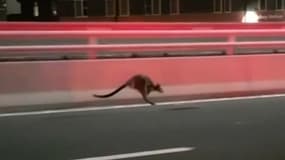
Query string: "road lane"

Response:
xmin=1 ymin=95 xmax=285 ymax=160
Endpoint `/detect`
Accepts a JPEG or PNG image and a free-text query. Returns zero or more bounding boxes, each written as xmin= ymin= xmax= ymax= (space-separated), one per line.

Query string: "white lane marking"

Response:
xmin=74 ymin=147 xmax=195 ymax=160
xmin=1 ymin=93 xmax=285 ymax=118
xmin=0 ymin=103 xmax=149 ymax=118
xmin=159 ymin=93 xmax=285 ymax=105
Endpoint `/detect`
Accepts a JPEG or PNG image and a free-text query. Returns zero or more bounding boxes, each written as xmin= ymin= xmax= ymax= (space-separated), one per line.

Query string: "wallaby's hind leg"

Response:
xmin=136 ymin=81 xmax=155 ymax=105
xmin=141 ymin=93 xmax=155 ymax=105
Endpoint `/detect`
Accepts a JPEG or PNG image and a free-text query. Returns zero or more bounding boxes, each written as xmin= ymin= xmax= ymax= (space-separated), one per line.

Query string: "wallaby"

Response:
xmin=93 ymin=74 xmax=163 ymax=105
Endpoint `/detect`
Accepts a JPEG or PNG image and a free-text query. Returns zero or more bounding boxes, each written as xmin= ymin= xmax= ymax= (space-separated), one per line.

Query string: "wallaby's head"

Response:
xmin=154 ymin=83 xmax=163 ymax=93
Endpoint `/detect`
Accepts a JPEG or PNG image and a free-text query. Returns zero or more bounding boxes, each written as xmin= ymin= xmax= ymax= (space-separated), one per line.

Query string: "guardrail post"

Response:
xmin=226 ymin=35 xmax=235 ymax=55
xmin=88 ymin=36 xmax=97 ymax=59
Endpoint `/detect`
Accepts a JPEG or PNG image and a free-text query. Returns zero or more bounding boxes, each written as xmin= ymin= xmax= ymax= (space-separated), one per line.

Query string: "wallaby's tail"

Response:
xmin=93 ymin=83 xmax=128 ymax=98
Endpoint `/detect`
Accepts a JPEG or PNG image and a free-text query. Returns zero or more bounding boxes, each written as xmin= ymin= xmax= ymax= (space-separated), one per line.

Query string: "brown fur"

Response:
xmin=93 ymin=74 xmax=163 ymax=105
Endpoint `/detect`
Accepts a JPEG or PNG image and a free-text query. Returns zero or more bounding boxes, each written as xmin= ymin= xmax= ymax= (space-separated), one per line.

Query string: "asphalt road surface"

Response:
xmin=1 ymin=95 xmax=285 ymax=160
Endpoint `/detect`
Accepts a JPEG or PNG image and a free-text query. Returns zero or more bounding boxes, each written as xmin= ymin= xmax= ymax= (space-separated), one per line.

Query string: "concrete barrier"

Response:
xmin=1 ymin=54 xmax=285 ymax=107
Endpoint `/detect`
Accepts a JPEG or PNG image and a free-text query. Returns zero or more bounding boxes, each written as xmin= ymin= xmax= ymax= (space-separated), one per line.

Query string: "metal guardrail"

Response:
xmin=1 ymin=29 xmax=285 ymax=39
xmin=0 ymin=28 xmax=285 ymax=61
xmin=1 ymin=22 xmax=285 ymax=30
xmin=0 ymin=41 xmax=284 ymax=53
